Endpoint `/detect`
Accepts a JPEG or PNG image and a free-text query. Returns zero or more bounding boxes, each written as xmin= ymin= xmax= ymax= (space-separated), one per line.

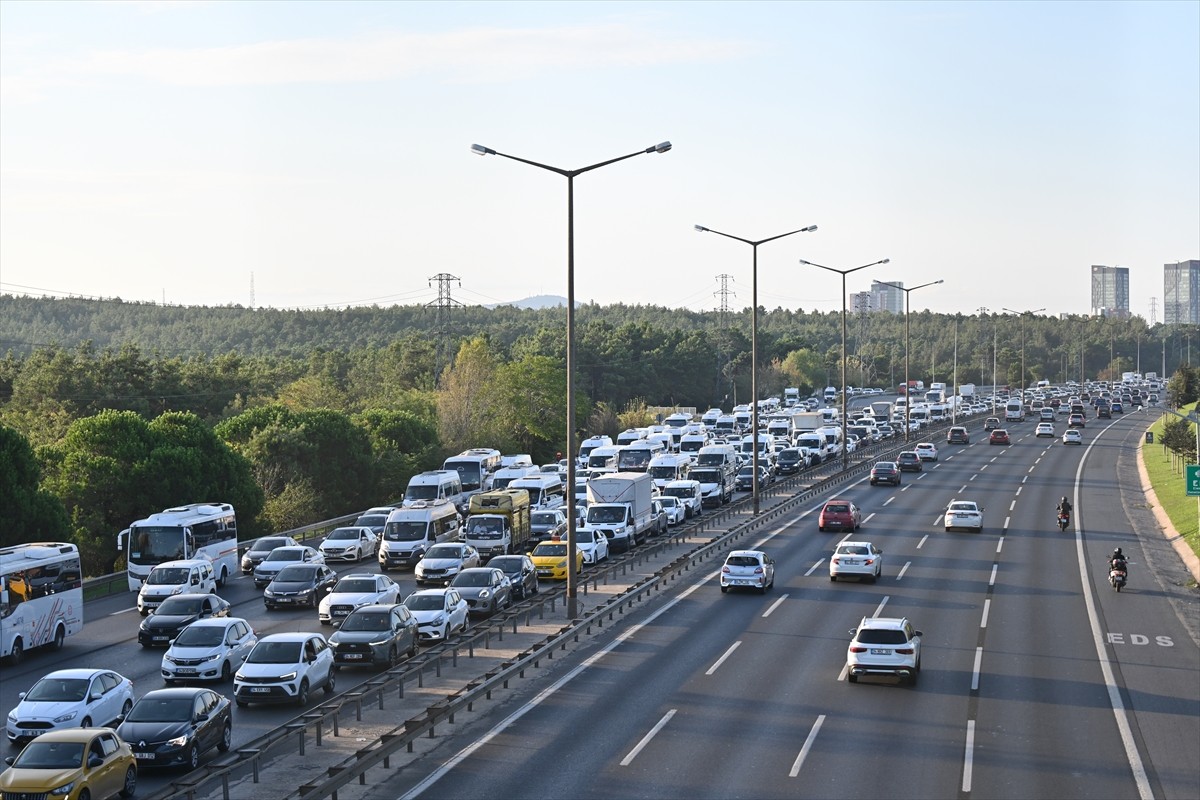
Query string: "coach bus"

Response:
xmin=0 ymin=542 xmax=84 ymax=664
xmin=117 ymin=503 xmax=238 ymax=591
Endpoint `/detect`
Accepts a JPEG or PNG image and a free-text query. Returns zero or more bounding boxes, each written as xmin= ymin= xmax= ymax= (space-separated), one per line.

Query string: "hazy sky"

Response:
xmin=2 ymin=1 xmax=1197 ymax=318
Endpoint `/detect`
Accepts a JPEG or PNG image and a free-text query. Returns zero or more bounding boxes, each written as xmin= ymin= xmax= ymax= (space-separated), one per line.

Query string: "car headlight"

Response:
xmin=166 ymin=734 xmax=190 ymax=747
xmin=264 ymin=589 xmax=276 ymax=598
xmin=431 ymin=614 xmax=445 ymax=626
xmin=297 ymin=588 xmax=313 ymax=597
xmin=234 ymin=672 xmax=245 ymax=682
xmin=49 ymin=781 xmax=75 ymax=797
xmin=367 ymin=638 xmax=391 ymax=646
xmin=557 ymin=560 xmax=567 ymax=569
xmin=478 ymin=590 xmax=490 ymax=599
xmin=278 ymin=671 xmax=298 ymax=682
xmin=7 ymin=710 xmax=17 ymax=722
xmin=53 ymin=710 xmax=79 ymax=723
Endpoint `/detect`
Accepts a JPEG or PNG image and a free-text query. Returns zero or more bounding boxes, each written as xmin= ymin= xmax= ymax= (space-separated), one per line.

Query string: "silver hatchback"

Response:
xmin=719 ymin=550 xmax=775 ymax=594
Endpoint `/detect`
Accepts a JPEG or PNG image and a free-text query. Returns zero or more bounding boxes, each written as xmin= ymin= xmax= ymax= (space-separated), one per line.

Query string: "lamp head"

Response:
xmin=804 ymin=226 xmax=818 ymax=232
xmin=470 ymin=144 xmax=494 ymax=156
xmin=694 ymin=225 xmax=709 ymax=233
xmin=798 ymin=259 xmax=813 ymax=266
xmin=880 ymin=258 xmax=891 ymax=265
xmin=652 ymin=141 xmax=672 ymax=154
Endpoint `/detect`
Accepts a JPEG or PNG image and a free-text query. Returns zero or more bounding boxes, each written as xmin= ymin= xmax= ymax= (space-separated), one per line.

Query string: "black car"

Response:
xmin=869 ymin=461 xmax=901 ymax=486
xmin=353 ymin=513 xmax=389 ymax=536
xmin=776 ymin=448 xmax=805 ymax=475
xmin=328 ymin=604 xmax=419 ymax=669
xmin=263 ymin=564 xmax=338 ymax=611
xmin=117 ymin=687 xmax=232 ymax=770
xmin=138 ymin=594 xmax=231 ymax=647
xmin=896 ymin=452 xmax=923 ymax=473
xmin=487 ymin=555 xmax=539 ymax=600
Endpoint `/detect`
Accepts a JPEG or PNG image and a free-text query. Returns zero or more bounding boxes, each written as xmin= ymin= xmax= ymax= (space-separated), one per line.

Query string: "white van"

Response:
xmin=662 ymin=479 xmax=703 ymax=517
xmin=679 ymin=430 xmax=710 ymax=455
xmin=1005 ymin=398 xmax=1025 ymax=422
xmin=509 ymin=474 xmax=565 ymax=510
xmin=587 ymin=445 xmax=624 ymax=474
xmin=617 ymin=428 xmax=647 ymax=446
xmin=578 ymin=435 xmax=614 ymax=465
xmin=379 ymin=500 xmax=461 ymax=571
xmin=617 ymin=440 xmax=667 ymax=473
xmin=137 ymin=559 xmax=217 ymax=615
xmin=403 ymin=470 xmax=465 ymax=510
xmin=490 ymin=465 xmax=540 ymax=490
xmin=647 ymin=453 xmax=693 ymax=490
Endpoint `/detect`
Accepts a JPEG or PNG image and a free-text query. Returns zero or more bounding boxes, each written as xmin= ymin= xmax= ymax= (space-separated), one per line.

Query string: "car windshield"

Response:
xmin=465 ymin=518 xmax=503 ymax=538
xmin=12 ymin=741 xmax=84 ymax=769
xmin=575 ymin=530 xmax=595 ymax=543
xmin=452 ymin=572 xmax=493 ymax=587
xmin=173 ymin=625 xmax=226 ymax=647
xmin=660 ymin=497 xmax=679 ymax=507
xmin=249 ymin=538 xmax=288 ymax=554
xmin=25 ymin=677 xmax=89 ymax=702
xmin=425 ymin=545 xmax=461 ymax=560
xmin=874 ymin=463 xmax=894 ymax=470
xmin=587 ymin=507 xmax=626 ymax=524
xmin=125 ymin=696 xmax=193 ymax=722
xmin=156 ymin=595 xmax=204 ymax=615
xmin=531 ymin=513 xmax=558 ymax=526
xmin=274 ymin=565 xmax=317 ymax=582
xmin=340 ymin=612 xmax=390 ymax=632
xmin=326 ymin=529 xmax=359 ymax=541
xmin=246 ymin=641 xmax=303 ymax=664
xmin=535 ymin=544 xmax=567 ymax=557
xmin=265 ymin=549 xmax=303 ymax=563
xmin=146 ymin=567 xmax=189 ymax=585
xmin=356 ymin=514 xmax=387 ymax=528
xmin=405 ymin=594 xmax=446 ymax=611
xmin=333 ymin=578 xmax=376 ymax=593
xmin=856 ymin=629 xmax=909 ymax=645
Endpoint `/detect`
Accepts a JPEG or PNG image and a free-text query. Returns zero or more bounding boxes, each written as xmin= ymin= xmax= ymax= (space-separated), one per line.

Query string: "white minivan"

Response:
xmin=509 ymin=474 xmax=565 ymax=510
xmin=137 ymin=558 xmax=217 ymax=615
xmin=403 ymin=470 xmax=466 ymax=510
xmin=379 ymin=500 xmax=461 ymax=571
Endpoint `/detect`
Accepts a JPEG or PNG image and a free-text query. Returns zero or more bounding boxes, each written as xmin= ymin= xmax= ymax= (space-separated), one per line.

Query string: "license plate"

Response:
xmin=843 ymin=559 xmax=859 ymax=565
xmin=249 ymin=687 xmax=271 ymax=693
xmin=343 ymin=653 xmax=363 ymax=660
xmin=134 ymin=752 xmax=154 ymax=760
xmin=870 ymin=649 xmax=891 ymax=655
xmin=334 ymin=610 xmax=349 ymax=616
xmin=537 ymin=569 xmax=551 ymax=576
xmin=152 ymin=636 xmax=168 ymax=642
xmin=175 ymin=668 xmax=197 ymax=674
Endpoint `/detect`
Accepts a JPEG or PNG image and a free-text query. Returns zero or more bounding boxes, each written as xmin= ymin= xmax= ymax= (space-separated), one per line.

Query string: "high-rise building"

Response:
xmin=871 ymin=280 xmax=905 ymax=314
xmin=1090 ymin=265 xmax=1129 ymax=318
xmin=1164 ymin=260 xmax=1200 ymax=325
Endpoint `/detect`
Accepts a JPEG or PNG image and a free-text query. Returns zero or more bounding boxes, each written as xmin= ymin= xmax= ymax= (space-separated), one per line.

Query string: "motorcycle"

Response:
xmin=1109 ymin=562 xmax=1127 ymax=592
xmin=1057 ymin=512 xmax=1070 ymax=531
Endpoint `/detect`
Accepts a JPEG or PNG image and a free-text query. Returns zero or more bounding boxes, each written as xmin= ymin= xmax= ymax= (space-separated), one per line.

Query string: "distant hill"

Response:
xmin=490 ymin=295 xmax=569 ymax=310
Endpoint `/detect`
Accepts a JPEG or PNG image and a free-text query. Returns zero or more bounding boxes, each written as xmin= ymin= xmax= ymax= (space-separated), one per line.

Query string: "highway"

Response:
xmin=380 ymin=408 xmax=1199 ymax=800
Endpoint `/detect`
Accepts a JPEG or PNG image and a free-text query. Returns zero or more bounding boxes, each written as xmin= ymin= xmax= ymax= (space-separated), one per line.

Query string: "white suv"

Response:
xmin=234 ymin=633 xmax=335 ymax=707
xmin=846 ymin=617 xmax=922 ymax=685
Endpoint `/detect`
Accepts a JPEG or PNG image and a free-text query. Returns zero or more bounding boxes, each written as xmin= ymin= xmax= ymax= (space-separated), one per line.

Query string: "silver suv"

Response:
xmin=846 ymin=617 xmax=922 ymax=685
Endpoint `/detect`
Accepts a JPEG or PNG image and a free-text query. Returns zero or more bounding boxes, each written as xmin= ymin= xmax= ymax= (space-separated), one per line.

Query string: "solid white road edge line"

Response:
xmin=705 ymin=642 xmax=741 ymax=676
xmin=762 ymin=595 xmax=788 ymax=618
xmin=788 ymin=714 xmax=827 ymax=777
xmin=109 ymin=607 xmax=136 ymax=616
xmin=962 ymin=719 xmax=975 ymax=792
xmin=620 ymin=709 xmax=676 ymax=766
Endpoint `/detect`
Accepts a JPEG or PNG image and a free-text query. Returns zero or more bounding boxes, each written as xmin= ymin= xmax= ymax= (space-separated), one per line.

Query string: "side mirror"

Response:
xmin=194 ymin=712 xmax=208 ymax=724
xmin=88 ymin=753 xmax=103 ymax=768
xmin=848 ymin=629 xmax=857 ymax=636
xmin=914 ymin=630 xmax=923 ymax=637
xmin=5 ymin=757 xmax=15 ymax=767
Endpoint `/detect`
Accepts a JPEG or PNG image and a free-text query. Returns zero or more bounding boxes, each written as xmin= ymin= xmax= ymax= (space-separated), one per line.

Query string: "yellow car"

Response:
xmin=530 ymin=539 xmax=584 ymax=580
xmin=0 ymin=727 xmax=137 ymax=800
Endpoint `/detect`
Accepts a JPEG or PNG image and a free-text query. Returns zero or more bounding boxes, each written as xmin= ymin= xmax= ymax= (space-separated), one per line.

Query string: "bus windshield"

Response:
xmin=443 ymin=461 xmax=482 ymax=492
xmin=129 ymin=526 xmax=187 ymax=566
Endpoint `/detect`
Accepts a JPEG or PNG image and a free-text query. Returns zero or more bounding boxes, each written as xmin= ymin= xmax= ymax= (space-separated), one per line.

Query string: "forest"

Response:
xmin=2 ymin=293 xmax=1191 ymax=577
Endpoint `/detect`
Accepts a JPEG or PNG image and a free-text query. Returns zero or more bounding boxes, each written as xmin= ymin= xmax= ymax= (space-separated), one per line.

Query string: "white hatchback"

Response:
xmin=234 ymin=633 xmax=335 ymax=707
xmin=914 ymin=442 xmax=939 ymax=461
xmin=6 ymin=669 xmax=134 ymax=746
xmin=161 ymin=617 xmax=257 ymax=683
xmin=830 ymin=541 xmax=883 ymax=582
xmin=719 ymin=550 xmax=775 ymax=594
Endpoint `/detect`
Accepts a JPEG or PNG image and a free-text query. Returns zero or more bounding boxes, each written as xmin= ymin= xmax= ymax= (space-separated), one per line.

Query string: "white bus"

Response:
xmin=1 ymin=542 xmax=84 ymax=664
xmin=118 ymin=503 xmax=238 ymax=592
xmin=442 ymin=448 xmax=502 ymax=496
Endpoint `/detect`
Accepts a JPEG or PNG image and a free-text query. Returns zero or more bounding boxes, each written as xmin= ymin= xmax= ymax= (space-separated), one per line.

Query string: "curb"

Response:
xmin=1135 ymin=426 xmax=1200 ymax=584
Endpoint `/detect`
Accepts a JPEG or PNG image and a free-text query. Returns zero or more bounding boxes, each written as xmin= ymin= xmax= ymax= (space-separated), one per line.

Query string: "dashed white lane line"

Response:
xmin=788 ymin=715 xmax=827 ymax=778
xmin=620 ymin=709 xmax=676 ymax=766
xmin=962 ymin=720 xmax=976 ymax=792
xmin=969 ymin=474 xmax=977 ymax=481
xmin=883 ymin=497 xmax=895 ymax=506
xmin=863 ymin=512 xmax=876 ymax=524
xmin=805 ymin=560 xmax=825 ymax=576
xmin=896 ymin=561 xmax=911 ymax=580
xmin=109 ymin=607 xmax=136 ymax=616
xmin=1021 ymin=475 xmax=1028 ymax=483
xmin=959 ymin=484 xmax=967 ymax=492
xmin=871 ymin=596 xmax=890 ymax=618
xmin=706 ymin=642 xmax=741 ymax=676
xmin=917 ymin=535 xmax=929 ymax=549
xmin=1014 ymin=486 xmax=1022 ymax=496
xmin=980 ymin=599 xmax=991 ymax=628
xmin=988 ymin=564 xmax=998 ymax=586
xmin=971 ymin=647 xmax=983 ymax=691
xmin=979 ymin=464 xmax=988 ymax=471
xmin=996 ymin=536 xmax=1005 ymax=553
xmin=901 ymin=484 xmax=912 ymax=491
xmin=1009 ymin=500 xmax=1016 ymax=512
xmin=1027 ymin=465 xmax=1036 ymax=473
xmin=762 ymin=595 xmax=788 ymax=618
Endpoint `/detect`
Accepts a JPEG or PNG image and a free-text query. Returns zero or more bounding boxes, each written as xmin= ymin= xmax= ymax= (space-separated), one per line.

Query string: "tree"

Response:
xmin=354 ymin=408 xmax=441 ymax=501
xmin=0 ymin=425 xmax=70 ymax=548
xmin=494 ymin=355 xmax=567 ymax=462
xmin=436 ymin=337 xmax=503 ymax=454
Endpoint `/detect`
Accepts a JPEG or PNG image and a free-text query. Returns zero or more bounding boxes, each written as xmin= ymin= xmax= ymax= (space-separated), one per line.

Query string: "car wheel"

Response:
xmin=188 ymin=742 xmax=200 ymax=769
xmin=217 ymin=721 xmax=232 ymax=753
xmin=120 ymin=765 xmax=137 ymax=798
xmin=867 ymin=573 xmax=877 ymax=584
xmin=79 ymin=790 xmax=91 ymax=800
xmin=235 ymin=698 xmax=248 ymax=708
xmin=121 ymin=699 xmax=133 ymax=719
xmin=296 ymin=679 xmax=310 ymax=706
xmin=759 ymin=583 xmax=768 ymax=595
xmin=409 ymin=638 xmax=419 ymax=659
xmin=388 ymin=645 xmax=398 ymax=667
xmin=818 ymin=525 xmax=825 ymax=532
xmin=847 ymin=674 xmax=858 ymax=684
xmin=830 ymin=574 xmax=836 ymax=582
xmin=221 ymin=661 xmax=232 ymax=682
xmin=324 ymin=670 xmax=336 ymax=695
xmin=531 ymin=578 xmax=540 ymax=595
xmin=720 ymin=585 xmax=728 ymax=593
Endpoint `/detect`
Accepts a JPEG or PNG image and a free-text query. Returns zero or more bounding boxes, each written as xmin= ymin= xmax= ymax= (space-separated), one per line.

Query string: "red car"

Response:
xmin=819 ymin=499 xmax=862 ymax=532
xmin=989 ymin=429 xmax=1011 ymax=445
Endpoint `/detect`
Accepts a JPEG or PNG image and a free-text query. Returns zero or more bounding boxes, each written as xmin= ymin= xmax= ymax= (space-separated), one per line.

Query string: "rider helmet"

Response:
xmin=1113 ymin=547 xmax=1123 ymax=558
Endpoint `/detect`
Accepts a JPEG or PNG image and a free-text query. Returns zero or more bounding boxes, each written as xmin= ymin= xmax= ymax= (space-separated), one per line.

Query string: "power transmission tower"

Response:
xmin=1148 ymin=296 xmax=1157 ymax=326
xmin=427 ymin=273 xmax=464 ymax=383
xmin=713 ymin=274 xmax=735 ymax=404
xmin=714 ymin=274 xmax=735 ymax=321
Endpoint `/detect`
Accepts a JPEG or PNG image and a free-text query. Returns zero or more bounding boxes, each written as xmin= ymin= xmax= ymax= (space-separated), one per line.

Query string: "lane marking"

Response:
xmin=971 ymin=647 xmax=983 ymax=691
xmin=963 ymin=720 xmax=976 ymax=792
xmin=762 ymin=595 xmax=788 ymax=618
xmin=1009 ymin=500 xmax=1016 ymax=512
xmin=1021 ymin=475 xmax=1028 ymax=484
xmin=933 ymin=515 xmax=944 ymax=526
xmin=864 ymin=512 xmax=876 ymax=524
xmin=871 ymin=596 xmax=890 ymax=618
xmin=969 ymin=474 xmax=977 ymax=481
xmin=980 ymin=599 xmax=991 ymax=628
xmin=706 ymin=642 xmax=741 ymax=676
xmin=979 ymin=464 xmax=988 ymax=471
xmin=620 ymin=709 xmax=676 ymax=766
xmin=805 ymin=560 xmax=825 ymax=576
xmin=959 ymin=484 xmax=968 ymax=492
xmin=883 ymin=497 xmax=895 ymax=506
xmin=109 ymin=607 xmax=136 ymax=616
xmin=788 ymin=715 xmax=826 ymax=777
xmin=988 ymin=564 xmax=997 ymax=587
xmin=1028 ymin=465 xmax=1036 ymax=473
xmin=1014 ymin=486 xmax=1022 ymax=496
xmin=896 ymin=561 xmax=911 ymax=580
xmin=901 ymin=484 xmax=912 ymax=491
xmin=996 ymin=536 xmax=1005 ymax=553
xmin=1001 ymin=517 xmax=1010 ymax=534
xmin=917 ymin=535 xmax=929 ymax=549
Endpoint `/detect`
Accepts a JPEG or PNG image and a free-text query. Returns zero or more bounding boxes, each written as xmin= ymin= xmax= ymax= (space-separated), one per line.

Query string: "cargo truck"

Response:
xmin=583 ymin=472 xmax=654 ymax=552
xmin=462 ymin=489 xmax=531 ymax=559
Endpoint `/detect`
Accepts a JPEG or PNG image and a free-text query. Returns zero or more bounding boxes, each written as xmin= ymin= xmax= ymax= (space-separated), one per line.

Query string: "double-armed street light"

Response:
xmin=799 ymin=258 xmax=890 ymax=469
xmin=870 ymin=279 xmax=943 ymax=442
xmin=1002 ymin=307 xmax=1046 ymax=396
xmin=471 ymin=140 xmax=672 ymax=619
xmin=694 ymin=223 xmax=818 ymax=514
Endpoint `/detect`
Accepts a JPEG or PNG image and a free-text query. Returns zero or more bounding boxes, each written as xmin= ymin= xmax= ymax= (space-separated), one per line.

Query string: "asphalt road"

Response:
xmin=377 ymin=408 xmax=1199 ymax=800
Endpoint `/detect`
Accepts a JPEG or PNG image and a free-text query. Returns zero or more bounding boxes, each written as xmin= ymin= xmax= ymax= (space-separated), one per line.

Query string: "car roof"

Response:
xmin=258 ymin=632 xmax=322 ymax=643
xmin=175 ymin=616 xmax=242 ymax=628
xmin=270 ymin=545 xmax=310 ymax=553
xmin=727 ymin=549 xmax=766 ymax=558
xmin=40 ymin=668 xmax=110 ymax=680
xmin=407 ymin=588 xmax=450 ymax=597
xmin=136 ymin=687 xmax=217 ymax=701
xmin=457 ymin=567 xmax=500 ymax=575
xmin=857 ymin=616 xmax=909 ymax=630
xmin=839 ymin=541 xmax=874 ymax=548
xmin=337 ymin=573 xmax=378 ymax=580
xmin=346 ymin=604 xmax=399 ymax=613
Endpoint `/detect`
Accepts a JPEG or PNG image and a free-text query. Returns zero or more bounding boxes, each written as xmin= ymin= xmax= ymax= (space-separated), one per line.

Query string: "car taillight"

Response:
xmin=721 ymin=566 xmax=730 ymax=573
xmin=864 ymin=558 xmax=874 ymax=564
xmin=831 ymin=557 xmax=840 ymax=564
xmin=849 ymin=646 xmax=867 ymax=653
xmin=754 ymin=566 xmax=764 ymax=574
xmin=896 ymin=647 xmax=914 ymax=654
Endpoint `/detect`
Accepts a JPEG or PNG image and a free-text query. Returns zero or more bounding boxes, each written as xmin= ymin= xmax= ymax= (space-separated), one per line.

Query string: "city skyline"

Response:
xmin=1 ymin=1 xmax=1197 ymax=317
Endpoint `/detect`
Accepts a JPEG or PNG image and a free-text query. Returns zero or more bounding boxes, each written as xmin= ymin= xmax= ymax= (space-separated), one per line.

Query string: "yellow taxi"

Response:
xmin=530 ymin=538 xmax=584 ymax=580
xmin=0 ymin=727 xmax=137 ymax=800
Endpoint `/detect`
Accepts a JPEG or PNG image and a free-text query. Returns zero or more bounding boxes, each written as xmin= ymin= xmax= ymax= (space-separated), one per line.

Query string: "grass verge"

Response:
xmin=1141 ymin=405 xmax=1200 ymax=569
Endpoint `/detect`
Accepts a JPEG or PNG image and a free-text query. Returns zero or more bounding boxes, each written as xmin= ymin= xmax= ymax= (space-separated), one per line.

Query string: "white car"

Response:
xmin=6 ymin=669 xmax=134 ymax=746
xmin=1063 ymin=429 xmax=1083 ymax=445
xmin=318 ymin=526 xmax=379 ymax=563
xmin=318 ymin=573 xmax=401 ymax=625
xmin=161 ymin=617 xmax=257 ymax=683
xmin=403 ymin=589 xmax=469 ymax=643
xmin=944 ymin=500 xmax=984 ymax=532
xmin=846 ymin=616 xmax=922 ymax=685
xmin=234 ymin=632 xmax=335 ymax=707
xmin=719 ymin=550 xmax=776 ymax=594
xmin=830 ymin=541 xmax=883 ymax=583
xmin=575 ymin=528 xmax=610 ymax=564
xmin=914 ymin=442 xmax=939 ymax=461
xmin=1035 ymin=422 xmax=1055 ymax=437
xmin=252 ymin=545 xmax=325 ymax=588
xmin=658 ymin=496 xmax=686 ymax=525
xmin=414 ymin=543 xmax=481 ymax=587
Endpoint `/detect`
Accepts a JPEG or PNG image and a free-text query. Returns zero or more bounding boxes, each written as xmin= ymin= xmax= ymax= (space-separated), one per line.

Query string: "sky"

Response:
xmin=1 ymin=0 xmax=1197 ymax=319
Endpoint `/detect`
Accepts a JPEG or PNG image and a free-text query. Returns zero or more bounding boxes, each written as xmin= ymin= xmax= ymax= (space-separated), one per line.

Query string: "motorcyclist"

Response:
xmin=1109 ymin=547 xmax=1127 ymax=572
xmin=1057 ymin=496 xmax=1072 ymax=521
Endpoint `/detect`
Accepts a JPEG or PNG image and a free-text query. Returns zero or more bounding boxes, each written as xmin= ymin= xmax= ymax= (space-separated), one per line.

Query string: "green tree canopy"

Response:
xmin=0 ymin=424 xmax=70 ymax=548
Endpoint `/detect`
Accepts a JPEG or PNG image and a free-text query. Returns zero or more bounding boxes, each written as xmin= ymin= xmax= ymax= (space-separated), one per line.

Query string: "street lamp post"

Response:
xmin=876 ymin=279 xmax=944 ymax=441
xmin=1002 ymin=307 xmax=1046 ymax=395
xmin=800 ymin=258 xmax=890 ymax=469
xmin=695 ymin=224 xmax=818 ymax=514
xmin=471 ymin=140 xmax=671 ymax=619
